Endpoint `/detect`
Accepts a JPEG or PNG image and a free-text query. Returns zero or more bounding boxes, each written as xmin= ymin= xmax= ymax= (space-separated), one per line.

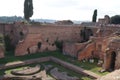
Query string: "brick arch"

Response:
xmin=103 ymin=49 xmax=117 ymax=71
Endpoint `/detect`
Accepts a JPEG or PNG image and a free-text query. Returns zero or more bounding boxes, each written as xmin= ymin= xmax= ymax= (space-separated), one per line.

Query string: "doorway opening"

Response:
xmin=109 ymin=51 xmax=116 ymax=71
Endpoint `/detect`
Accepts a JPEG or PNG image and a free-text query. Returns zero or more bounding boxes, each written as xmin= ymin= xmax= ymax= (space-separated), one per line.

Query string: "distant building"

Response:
xmin=98 ymin=15 xmax=110 ymax=25
xmin=81 ymin=15 xmax=111 ymax=27
xmin=81 ymin=22 xmax=97 ymax=26
xmin=55 ymin=20 xmax=74 ymax=25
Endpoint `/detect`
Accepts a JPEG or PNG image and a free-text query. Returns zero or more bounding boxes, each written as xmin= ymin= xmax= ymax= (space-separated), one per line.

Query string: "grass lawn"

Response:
xmin=0 ymin=50 xmax=109 ymax=76
xmin=0 ymin=51 xmax=52 ymax=64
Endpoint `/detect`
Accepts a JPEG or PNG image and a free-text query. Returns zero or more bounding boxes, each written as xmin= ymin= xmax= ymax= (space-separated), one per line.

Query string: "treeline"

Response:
xmin=0 ymin=16 xmax=24 ymax=23
xmin=111 ymin=15 xmax=120 ymax=24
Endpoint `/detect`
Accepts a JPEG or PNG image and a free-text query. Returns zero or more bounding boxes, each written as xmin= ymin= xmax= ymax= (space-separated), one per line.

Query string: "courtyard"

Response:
xmin=0 ymin=51 xmax=109 ymax=80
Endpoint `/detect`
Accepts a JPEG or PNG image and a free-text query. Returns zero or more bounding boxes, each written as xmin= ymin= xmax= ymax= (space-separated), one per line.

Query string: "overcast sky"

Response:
xmin=0 ymin=0 xmax=119 ymax=21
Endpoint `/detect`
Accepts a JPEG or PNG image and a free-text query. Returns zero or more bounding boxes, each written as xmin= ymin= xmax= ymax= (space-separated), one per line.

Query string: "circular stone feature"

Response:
xmin=11 ymin=65 xmax=40 ymax=75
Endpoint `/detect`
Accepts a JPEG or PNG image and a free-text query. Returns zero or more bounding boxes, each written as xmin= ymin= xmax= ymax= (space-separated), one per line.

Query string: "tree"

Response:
xmin=24 ymin=0 xmax=33 ymax=21
xmin=80 ymin=27 xmax=93 ymax=42
xmin=92 ymin=9 xmax=97 ymax=22
xmin=4 ymin=35 xmax=15 ymax=51
xmin=111 ymin=15 xmax=120 ymax=24
xmin=55 ymin=40 xmax=63 ymax=52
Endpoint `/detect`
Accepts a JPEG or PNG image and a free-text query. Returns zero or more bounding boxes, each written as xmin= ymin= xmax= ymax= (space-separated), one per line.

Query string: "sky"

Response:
xmin=0 ymin=0 xmax=119 ymax=21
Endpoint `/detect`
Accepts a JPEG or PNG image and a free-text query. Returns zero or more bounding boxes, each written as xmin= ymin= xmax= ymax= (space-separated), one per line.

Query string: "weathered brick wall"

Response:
xmin=100 ymin=36 xmax=120 ymax=70
xmin=75 ymin=43 xmax=87 ymax=51
xmin=63 ymin=40 xmax=96 ymax=61
xmin=115 ymin=51 xmax=120 ymax=69
xmin=63 ymin=43 xmax=77 ymax=57
xmin=15 ymin=34 xmax=42 ymax=56
xmin=63 ymin=42 xmax=90 ymax=58
xmin=15 ymin=24 xmax=82 ymax=56
xmin=0 ymin=23 xmax=99 ymax=57
xmin=1 ymin=22 xmax=120 ymax=60
xmin=28 ymin=25 xmax=81 ymax=42
xmin=78 ymin=42 xmax=95 ymax=60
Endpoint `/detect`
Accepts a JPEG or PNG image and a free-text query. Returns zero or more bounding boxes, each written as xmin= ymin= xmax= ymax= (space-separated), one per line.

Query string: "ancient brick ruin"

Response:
xmin=0 ymin=20 xmax=120 ymax=71
xmin=63 ymin=25 xmax=120 ymax=71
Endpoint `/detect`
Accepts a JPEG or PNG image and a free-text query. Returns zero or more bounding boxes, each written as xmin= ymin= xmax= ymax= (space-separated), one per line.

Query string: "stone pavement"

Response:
xmin=50 ymin=67 xmax=79 ymax=80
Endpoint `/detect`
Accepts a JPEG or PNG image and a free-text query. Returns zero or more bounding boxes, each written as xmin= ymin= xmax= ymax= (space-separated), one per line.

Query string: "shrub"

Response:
xmin=54 ymin=40 xmax=63 ymax=52
xmin=80 ymin=27 xmax=93 ymax=42
xmin=4 ymin=35 xmax=15 ymax=51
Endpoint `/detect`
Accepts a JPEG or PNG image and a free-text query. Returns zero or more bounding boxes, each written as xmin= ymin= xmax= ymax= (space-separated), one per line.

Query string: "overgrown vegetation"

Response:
xmin=111 ymin=15 xmax=120 ymax=24
xmin=54 ymin=40 xmax=63 ymax=52
xmin=80 ymin=27 xmax=93 ymax=42
xmin=92 ymin=9 xmax=97 ymax=22
xmin=4 ymin=35 xmax=15 ymax=52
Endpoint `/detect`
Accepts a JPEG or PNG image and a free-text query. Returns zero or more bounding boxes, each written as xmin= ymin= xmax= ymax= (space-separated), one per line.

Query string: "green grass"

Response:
xmin=0 ymin=51 xmax=52 ymax=64
xmin=0 ymin=50 xmax=109 ymax=76
xmin=48 ymin=51 xmax=109 ymax=76
xmin=5 ymin=66 xmax=27 ymax=75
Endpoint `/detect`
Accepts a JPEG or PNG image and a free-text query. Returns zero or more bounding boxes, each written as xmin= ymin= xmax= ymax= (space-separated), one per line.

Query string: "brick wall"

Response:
xmin=78 ymin=42 xmax=95 ymax=60
xmin=15 ymin=24 xmax=82 ymax=56
xmin=15 ymin=34 xmax=42 ymax=56
xmin=63 ymin=42 xmax=77 ymax=57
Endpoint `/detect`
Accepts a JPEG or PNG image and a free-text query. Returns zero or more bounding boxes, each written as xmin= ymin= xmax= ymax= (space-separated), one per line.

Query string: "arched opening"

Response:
xmin=27 ymin=47 xmax=30 ymax=54
xmin=109 ymin=51 xmax=116 ymax=71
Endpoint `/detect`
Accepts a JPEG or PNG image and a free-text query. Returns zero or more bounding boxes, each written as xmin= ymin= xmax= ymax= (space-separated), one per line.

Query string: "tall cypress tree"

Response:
xmin=92 ymin=9 xmax=97 ymax=22
xmin=24 ymin=0 xmax=33 ymax=21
